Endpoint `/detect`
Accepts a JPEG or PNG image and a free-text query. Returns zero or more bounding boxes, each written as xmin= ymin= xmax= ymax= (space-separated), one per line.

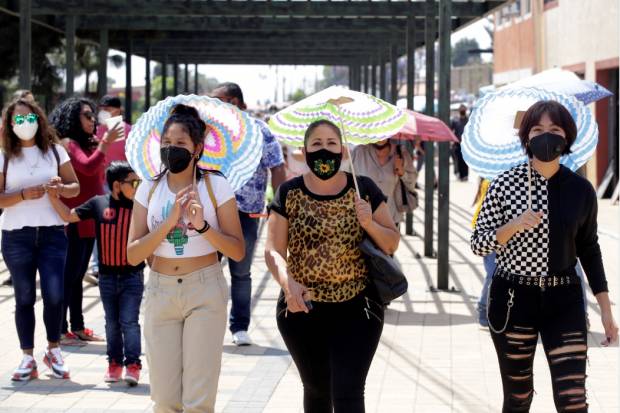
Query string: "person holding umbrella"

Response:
xmin=265 ymin=119 xmax=400 ymax=412
xmin=127 ymin=104 xmax=245 ymax=412
xmin=471 ymin=100 xmax=618 ymax=412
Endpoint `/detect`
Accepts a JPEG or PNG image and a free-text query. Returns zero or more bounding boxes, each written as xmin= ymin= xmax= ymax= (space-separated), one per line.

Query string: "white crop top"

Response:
xmin=134 ymin=173 xmax=235 ymax=258
xmin=0 ymin=144 xmax=71 ymax=231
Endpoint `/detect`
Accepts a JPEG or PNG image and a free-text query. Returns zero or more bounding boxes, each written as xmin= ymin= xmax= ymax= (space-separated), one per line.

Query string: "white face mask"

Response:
xmin=97 ymin=110 xmax=112 ymax=124
xmin=13 ymin=122 xmax=38 ymax=141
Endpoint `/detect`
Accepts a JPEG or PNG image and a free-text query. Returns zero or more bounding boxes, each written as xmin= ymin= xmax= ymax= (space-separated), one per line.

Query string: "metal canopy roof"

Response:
xmin=30 ymin=0 xmax=507 ymax=65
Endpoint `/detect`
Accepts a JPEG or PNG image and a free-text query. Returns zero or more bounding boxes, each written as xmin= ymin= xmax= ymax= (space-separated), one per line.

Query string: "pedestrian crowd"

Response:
xmin=0 ymin=84 xmax=616 ymax=413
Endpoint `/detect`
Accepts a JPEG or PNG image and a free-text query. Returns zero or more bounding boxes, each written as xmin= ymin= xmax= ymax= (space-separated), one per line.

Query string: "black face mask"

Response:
xmin=160 ymin=146 xmax=194 ymax=174
xmin=528 ymin=132 xmax=567 ymax=162
xmin=373 ymin=141 xmax=390 ymax=150
xmin=305 ymin=149 xmax=342 ymax=181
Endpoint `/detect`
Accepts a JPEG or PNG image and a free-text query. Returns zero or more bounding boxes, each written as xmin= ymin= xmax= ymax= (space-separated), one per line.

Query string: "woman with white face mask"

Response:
xmin=0 ymin=99 xmax=80 ymax=381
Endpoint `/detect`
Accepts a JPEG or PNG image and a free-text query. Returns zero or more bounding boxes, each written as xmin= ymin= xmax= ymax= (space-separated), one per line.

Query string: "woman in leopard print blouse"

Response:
xmin=265 ymin=119 xmax=400 ymax=412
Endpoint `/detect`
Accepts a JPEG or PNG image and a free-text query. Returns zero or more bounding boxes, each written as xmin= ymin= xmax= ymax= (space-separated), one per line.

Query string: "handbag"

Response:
xmin=359 ymin=237 xmax=408 ymax=305
xmin=393 ymin=146 xmax=418 ymax=214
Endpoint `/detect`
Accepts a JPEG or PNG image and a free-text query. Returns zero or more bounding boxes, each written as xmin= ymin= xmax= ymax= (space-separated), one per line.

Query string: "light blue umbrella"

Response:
xmin=499 ymin=68 xmax=612 ymax=105
xmin=462 ymin=88 xmax=598 ymax=180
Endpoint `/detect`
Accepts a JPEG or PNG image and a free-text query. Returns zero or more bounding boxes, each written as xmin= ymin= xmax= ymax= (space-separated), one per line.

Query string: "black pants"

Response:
xmin=62 ymin=223 xmax=95 ymax=334
xmin=452 ymin=143 xmax=468 ymax=179
xmin=488 ymin=276 xmax=588 ymax=413
xmin=277 ymin=288 xmax=384 ymax=413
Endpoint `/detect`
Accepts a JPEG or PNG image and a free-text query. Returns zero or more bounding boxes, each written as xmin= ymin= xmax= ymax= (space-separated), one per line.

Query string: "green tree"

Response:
xmin=319 ymin=66 xmax=348 ymax=89
xmin=452 ymin=38 xmax=482 ymax=67
xmin=288 ymin=88 xmax=307 ymax=102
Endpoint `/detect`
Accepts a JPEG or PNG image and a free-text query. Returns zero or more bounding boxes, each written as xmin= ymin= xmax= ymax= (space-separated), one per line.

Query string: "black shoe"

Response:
xmin=2 ymin=278 xmax=12 ymax=286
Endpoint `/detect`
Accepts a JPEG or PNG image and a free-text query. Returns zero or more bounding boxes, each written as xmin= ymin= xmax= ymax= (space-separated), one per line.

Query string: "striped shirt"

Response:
xmin=75 ymin=194 xmax=145 ymax=275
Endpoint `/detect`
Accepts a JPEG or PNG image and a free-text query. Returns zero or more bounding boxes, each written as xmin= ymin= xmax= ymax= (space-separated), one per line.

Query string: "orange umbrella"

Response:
xmin=394 ymin=109 xmax=459 ymax=143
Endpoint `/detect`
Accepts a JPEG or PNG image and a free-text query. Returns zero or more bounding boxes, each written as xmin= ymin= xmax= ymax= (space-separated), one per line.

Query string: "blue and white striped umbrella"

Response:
xmin=462 ymin=88 xmax=598 ymax=180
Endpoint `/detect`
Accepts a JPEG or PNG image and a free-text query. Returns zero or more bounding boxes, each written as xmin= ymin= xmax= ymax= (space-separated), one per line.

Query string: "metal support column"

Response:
xmin=144 ymin=45 xmax=151 ymax=111
xmin=18 ymin=0 xmax=32 ymax=90
xmin=364 ymin=65 xmax=370 ymax=93
xmin=348 ymin=65 xmax=354 ymax=89
xmin=371 ymin=61 xmax=377 ymax=96
xmin=184 ymin=63 xmax=189 ymax=93
xmin=65 ymin=15 xmax=76 ymax=97
xmin=424 ymin=0 xmax=436 ymax=258
xmin=97 ymin=29 xmax=108 ymax=98
xmin=390 ymin=44 xmax=398 ymax=104
xmin=161 ymin=55 xmax=167 ymax=99
xmin=405 ymin=16 xmax=416 ymax=236
xmin=437 ymin=0 xmax=452 ymax=290
xmin=173 ymin=56 xmax=179 ymax=95
xmin=125 ymin=36 xmax=132 ymax=122
xmin=380 ymin=51 xmax=387 ymax=101
xmin=194 ymin=64 xmax=199 ymax=94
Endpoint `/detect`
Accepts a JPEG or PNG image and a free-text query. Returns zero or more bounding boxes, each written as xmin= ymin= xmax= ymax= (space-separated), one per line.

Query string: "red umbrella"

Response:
xmin=395 ymin=109 xmax=459 ymax=143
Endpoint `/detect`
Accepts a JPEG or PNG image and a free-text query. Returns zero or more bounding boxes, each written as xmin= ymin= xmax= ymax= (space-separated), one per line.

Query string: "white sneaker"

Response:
xmin=43 ymin=347 xmax=70 ymax=379
xmin=232 ymin=331 xmax=252 ymax=346
xmin=12 ymin=355 xmax=38 ymax=381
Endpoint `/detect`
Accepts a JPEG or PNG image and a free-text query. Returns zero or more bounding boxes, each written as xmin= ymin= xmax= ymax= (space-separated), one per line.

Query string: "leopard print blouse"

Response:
xmin=270 ymin=173 xmax=386 ymax=302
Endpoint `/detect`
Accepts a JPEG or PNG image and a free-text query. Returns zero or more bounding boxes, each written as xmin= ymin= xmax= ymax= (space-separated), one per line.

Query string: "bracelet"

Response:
xmin=196 ymin=220 xmax=210 ymax=234
xmin=20 ymin=189 xmax=25 ymax=200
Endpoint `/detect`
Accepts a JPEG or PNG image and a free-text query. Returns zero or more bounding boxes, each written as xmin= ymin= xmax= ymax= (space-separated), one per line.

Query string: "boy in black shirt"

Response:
xmin=50 ymin=162 xmax=145 ymax=386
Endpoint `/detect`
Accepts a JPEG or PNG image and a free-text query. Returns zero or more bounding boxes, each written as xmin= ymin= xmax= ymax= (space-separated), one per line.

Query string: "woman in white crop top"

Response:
xmin=128 ymin=104 xmax=244 ymax=412
xmin=0 ymin=98 xmax=80 ymax=382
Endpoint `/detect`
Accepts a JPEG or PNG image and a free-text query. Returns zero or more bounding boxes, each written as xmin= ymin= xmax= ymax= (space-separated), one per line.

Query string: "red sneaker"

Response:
xmin=104 ymin=361 xmax=123 ymax=383
xmin=124 ymin=363 xmax=141 ymax=387
xmin=73 ymin=328 xmax=104 ymax=342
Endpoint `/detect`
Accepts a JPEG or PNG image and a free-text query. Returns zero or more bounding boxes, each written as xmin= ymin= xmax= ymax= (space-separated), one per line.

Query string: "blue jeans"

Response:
xmin=228 ymin=212 xmax=259 ymax=333
xmin=62 ymin=223 xmax=95 ymax=334
xmin=477 ymin=252 xmax=497 ymax=325
xmin=98 ymin=271 xmax=144 ymax=366
xmin=1 ymin=226 xmax=67 ymax=349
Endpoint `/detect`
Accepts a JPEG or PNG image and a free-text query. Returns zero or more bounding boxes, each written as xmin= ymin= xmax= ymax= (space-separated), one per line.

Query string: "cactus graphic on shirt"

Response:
xmin=167 ymin=224 xmax=188 ymax=255
xmin=162 ymin=201 xmax=188 ymax=255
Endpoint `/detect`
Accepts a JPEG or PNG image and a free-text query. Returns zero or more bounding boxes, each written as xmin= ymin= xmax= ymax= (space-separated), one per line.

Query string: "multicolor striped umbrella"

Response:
xmin=462 ymin=88 xmax=598 ymax=180
xmin=268 ymin=86 xmax=407 ymax=147
xmin=126 ymin=94 xmax=262 ymax=191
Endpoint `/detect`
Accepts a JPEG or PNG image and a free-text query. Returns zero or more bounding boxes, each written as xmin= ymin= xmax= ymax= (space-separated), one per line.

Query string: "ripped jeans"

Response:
xmin=488 ymin=276 xmax=588 ymax=413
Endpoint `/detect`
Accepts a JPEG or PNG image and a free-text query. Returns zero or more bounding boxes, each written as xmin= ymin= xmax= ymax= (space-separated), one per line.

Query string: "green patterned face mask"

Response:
xmin=305 ymin=149 xmax=342 ymax=181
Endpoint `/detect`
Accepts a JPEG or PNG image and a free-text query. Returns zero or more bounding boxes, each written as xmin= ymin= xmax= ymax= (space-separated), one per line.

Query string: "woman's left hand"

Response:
xmin=187 ymin=190 xmax=205 ymax=230
xmin=600 ymin=310 xmax=619 ymax=346
xmin=355 ymin=197 xmax=373 ymax=230
xmin=45 ymin=176 xmax=63 ymax=198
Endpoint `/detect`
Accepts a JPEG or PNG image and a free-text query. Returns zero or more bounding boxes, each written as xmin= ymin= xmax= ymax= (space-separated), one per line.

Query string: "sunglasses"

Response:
xmin=81 ymin=111 xmax=96 ymax=121
xmin=122 ymin=179 xmax=142 ymax=189
xmin=13 ymin=113 xmax=38 ymax=125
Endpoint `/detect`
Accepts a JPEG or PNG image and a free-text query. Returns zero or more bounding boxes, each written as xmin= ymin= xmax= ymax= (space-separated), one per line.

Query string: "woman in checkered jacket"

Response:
xmin=471 ymin=100 xmax=618 ymax=413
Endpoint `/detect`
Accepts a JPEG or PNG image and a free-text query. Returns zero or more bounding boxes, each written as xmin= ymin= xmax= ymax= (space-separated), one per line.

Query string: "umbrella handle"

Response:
xmin=336 ymin=108 xmax=361 ymax=199
xmin=527 ymin=160 xmax=532 ymax=210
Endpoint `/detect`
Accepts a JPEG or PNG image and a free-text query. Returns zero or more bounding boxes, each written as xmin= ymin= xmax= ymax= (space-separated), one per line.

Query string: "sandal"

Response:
xmin=72 ymin=328 xmax=104 ymax=342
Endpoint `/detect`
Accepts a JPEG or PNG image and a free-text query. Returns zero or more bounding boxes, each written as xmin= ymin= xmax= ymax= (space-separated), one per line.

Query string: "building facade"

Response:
xmin=493 ymin=0 xmax=619 ymax=192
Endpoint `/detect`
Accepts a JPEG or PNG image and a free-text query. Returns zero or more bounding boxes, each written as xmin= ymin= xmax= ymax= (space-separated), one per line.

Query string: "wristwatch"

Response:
xmin=196 ymin=220 xmax=211 ymax=234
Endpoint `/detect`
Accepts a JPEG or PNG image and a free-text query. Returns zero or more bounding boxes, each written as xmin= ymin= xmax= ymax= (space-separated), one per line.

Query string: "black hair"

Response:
xmin=99 ymin=95 xmax=122 ymax=108
xmin=303 ymin=119 xmax=342 ymax=147
xmin=155 ymin=104 xmax=212 ymax=181
xmin=214 ymin=82 xmax=245 ymax=105
xmin=518 ymin=100 xmax=577 ymax=157
xmin=105 ymin=161 xmax=134 ymax=191
xmin=49 ymin=97 xmax=97 ymax=150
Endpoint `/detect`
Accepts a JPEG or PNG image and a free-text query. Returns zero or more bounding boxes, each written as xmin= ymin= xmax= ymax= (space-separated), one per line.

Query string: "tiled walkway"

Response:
xmin=0 ymin=176 xmax=617 ymax=412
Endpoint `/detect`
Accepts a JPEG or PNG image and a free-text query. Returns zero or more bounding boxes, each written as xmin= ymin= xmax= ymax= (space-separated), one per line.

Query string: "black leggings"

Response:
xmin=488 ymin=276 xmax=588 ymax=413
xmin=277 ymin=288 xmax=384 ymax=413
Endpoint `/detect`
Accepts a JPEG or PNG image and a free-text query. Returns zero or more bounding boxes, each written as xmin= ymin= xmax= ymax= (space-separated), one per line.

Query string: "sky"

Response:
xmin=74 ymin=18 xmax=493 ymax=107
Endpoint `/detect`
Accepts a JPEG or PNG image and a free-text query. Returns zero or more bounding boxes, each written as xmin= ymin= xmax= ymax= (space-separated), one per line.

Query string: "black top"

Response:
xmin=450 ymin=116 xmax=468 ymax=140
xmin=269 ymin=173 xmax=386 ymax=302
xmin=75 ymin=194 xmax=145 ymax=275
xmin=472 ymin=163 xmax=607 ymax=295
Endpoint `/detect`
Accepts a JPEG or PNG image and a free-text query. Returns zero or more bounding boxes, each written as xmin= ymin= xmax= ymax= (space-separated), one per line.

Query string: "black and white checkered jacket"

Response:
xmin=471 ymin=163 xmax=608 ymax=295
